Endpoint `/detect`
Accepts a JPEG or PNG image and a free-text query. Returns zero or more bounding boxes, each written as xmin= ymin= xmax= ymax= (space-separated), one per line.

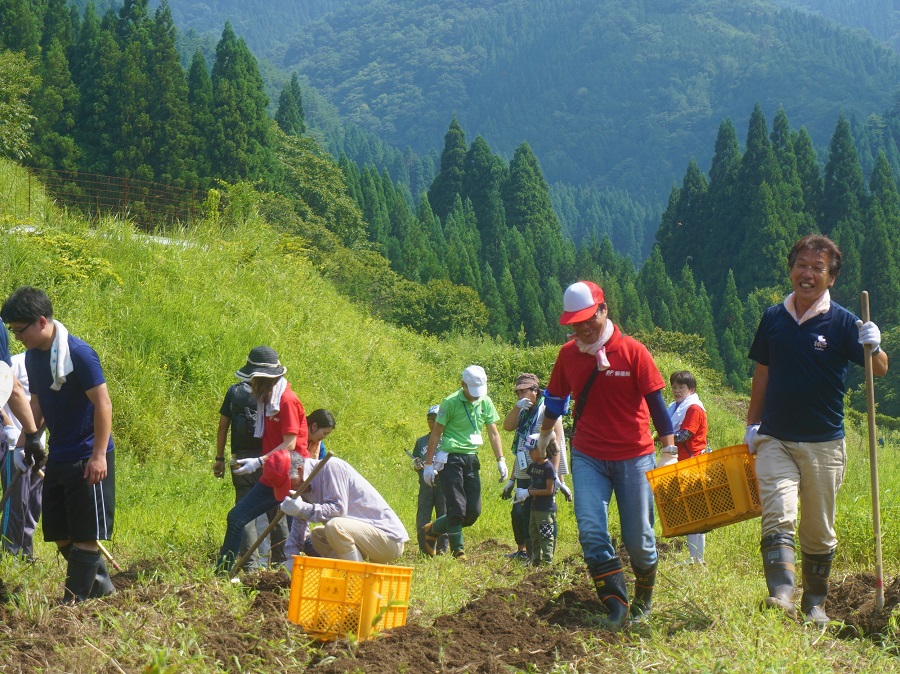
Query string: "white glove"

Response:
xmin=12 ymin=445 xmax=27 ymax=472
xmin=555 ymin=478 xmax=573 ymax=502
xmin=4 ymin=425 xmax=18 ymax=446
xmin=497 ymin=457 xmax=508 ymax=481
xmin=232 ymin=456 xmax=263 ymax=475
xmin=536 ymin=430 xmax=553 ymax=454
xmin=280 ymin=495 xmax=314 ymax=519
xmin=423 ymin=464 xmax=436 ymax=487
xmin=513 ymin=487 xmax=530 ymax=504
xmin=744 ymin=424 xmax=760 ymax=455
xmin=501 ymin=479 xmax=515 ymax=499
xmin=516 ymin=398 xmax=534 ymax=411
xmin=858 ymin=321 xmax=882 ymax=348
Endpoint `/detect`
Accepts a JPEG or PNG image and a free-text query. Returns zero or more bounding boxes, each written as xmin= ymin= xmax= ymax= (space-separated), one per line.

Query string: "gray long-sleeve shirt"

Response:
xmin=285 ymin=456 xmax=409 ymax=558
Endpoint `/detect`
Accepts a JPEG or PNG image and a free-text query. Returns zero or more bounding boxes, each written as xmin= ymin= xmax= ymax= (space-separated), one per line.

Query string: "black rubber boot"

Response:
xmin=63 ymin=548 xmax=102 ymax=603
xmin=761 ymin=534 xmax=797 ymax=618
xmin=630 ymin=562 xmax=657 ymax=623
xmin=90 ymin=557 xmax=116 ymax=598
xmin=800 ymin=550 xmax=834 ymax=628
xmin=592 ymin=557 xmax=630 ymax=630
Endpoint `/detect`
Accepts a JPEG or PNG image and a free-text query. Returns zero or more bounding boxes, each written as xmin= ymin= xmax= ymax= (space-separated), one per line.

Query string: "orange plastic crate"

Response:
xmin=287 ymin=556 xmax=413 ymax=641
xmin=646 ymin=444 xmax=761 ymax=537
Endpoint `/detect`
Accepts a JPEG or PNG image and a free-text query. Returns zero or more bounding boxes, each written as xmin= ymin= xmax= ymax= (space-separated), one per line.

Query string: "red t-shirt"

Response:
xmin=677 ymin=405 xmax=708 ymax=460
xmin=546 ymin=327 xmax=665 ymax=461
xmin=262 ymin=384 xmax=309 ymax=457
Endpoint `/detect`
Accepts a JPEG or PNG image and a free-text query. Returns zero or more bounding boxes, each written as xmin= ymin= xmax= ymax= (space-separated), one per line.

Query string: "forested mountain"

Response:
xmin=773 ymin=1 xmax=900 ymax=52
xmin=158 ymin=0 xmax=900 ymax=200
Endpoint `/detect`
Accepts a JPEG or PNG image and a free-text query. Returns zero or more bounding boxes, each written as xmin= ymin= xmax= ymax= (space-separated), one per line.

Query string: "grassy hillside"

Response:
xmin=1 ymin=160 xmax=899 ymax=671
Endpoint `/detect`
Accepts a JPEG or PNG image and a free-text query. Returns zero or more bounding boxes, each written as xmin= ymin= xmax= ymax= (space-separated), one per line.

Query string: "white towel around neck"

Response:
xmin=667 ymin=392 xmax=705 ymax=431
xmin=575 ymin=319 xmax=615 ymax=370
xmin=254 ymin=377 xmax=287 ymax=438
xmin=49 ymin=320 xmax=74 ymax=391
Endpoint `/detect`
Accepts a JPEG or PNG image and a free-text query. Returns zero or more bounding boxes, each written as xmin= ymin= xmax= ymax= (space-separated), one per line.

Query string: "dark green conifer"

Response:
xmin=428 ymin=117 xmax=467 ymax=222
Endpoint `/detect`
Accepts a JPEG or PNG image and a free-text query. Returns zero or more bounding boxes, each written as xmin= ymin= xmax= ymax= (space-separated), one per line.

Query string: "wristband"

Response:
xmin=215 ymin=457 xmax=225 ymax=462
xmin=872 ymin=345 xmax=882 ymax=355
xmin=662 ymin=445 xmax=678 ymax=455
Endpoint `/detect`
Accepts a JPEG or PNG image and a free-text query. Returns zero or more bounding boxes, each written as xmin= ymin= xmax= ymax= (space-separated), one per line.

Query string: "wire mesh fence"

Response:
xmin=1 ymin=164 xmax=203 ymax=230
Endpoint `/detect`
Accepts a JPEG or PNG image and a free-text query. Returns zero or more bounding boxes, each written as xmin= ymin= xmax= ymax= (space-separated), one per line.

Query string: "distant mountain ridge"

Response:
xmin=159 ymin=0 xmax=900 ymax=201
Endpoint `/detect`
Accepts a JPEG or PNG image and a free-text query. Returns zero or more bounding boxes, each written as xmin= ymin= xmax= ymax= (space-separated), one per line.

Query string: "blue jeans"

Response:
xmin=571 ymin=447 xmax=657 ymax=575
xmin=217 ymin=481 xmax=288 ymax=571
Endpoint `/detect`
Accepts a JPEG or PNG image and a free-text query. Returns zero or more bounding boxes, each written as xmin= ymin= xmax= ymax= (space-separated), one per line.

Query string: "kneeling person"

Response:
xmin=276 ymin=451 xmax=408 ymax=571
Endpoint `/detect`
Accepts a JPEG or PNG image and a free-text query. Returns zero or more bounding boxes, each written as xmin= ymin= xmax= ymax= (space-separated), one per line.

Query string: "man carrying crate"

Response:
xmin=746 ymin=235 xmax=888 ymax=627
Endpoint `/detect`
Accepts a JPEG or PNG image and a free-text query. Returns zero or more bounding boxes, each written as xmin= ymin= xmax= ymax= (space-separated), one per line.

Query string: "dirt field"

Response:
xmin=0 ymin=541 xmax=897 ymax=673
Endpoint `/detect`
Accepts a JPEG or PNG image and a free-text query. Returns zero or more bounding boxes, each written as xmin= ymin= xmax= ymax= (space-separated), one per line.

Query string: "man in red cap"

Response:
xmin=535 ymin=281 xmax=675 ymax=629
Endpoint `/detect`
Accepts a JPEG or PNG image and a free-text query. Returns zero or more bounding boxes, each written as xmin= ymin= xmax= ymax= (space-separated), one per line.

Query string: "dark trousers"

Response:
xmin=511 ymin=477 xmax=532 ymax=551
xmin=0 ymin=438 xmax=42 ymax=559
xmin=218 ymin=481 xmax=288 ymax=571
xmin=416 ymin=473 xmax=449 ymax=555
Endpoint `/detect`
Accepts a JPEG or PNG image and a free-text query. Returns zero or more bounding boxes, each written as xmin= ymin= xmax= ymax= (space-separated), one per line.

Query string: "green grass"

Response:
xmin=1 ymin=158 xmax=899 ymax=671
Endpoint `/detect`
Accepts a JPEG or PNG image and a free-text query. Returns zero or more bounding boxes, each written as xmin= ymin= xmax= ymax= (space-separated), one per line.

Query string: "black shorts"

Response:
xmin=42 ymin=450 xmax=115 ymax=543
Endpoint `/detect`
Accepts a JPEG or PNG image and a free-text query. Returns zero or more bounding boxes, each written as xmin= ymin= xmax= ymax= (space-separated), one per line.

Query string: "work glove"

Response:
xmin=213 ymin=459 xmax=225 ymax=479
xmin=232 ymin=456 xmax=263 ymax=475
xmin=12 ymin=445 xmax=27 ymax=473
xmin=501 ymin=479 xmax=515 ymax=499
xmin=744 ymin=424 xmax=760 ymax=455
xmin=423 ymin=464 xmax=436 ymax=487
xmin=23 ymin=432 xmax=46 ymax=471
xmin=280 ymin=495 xmax=314 ymax=519
xmin=513 ymin=487 xmax=530 ymax=504
xmin=536 ymin=430 xmax=553 ymax=455
xmin=3 ymin=425 xmax=17 ymax=446
xmin=858 ymin=321 xmax=882 ymax=348
xmin=497 ymin=457 xmax=508 ymax=481
xmin=555 ymin=478 xmax=573 ymax=502
xmin=516 ymin=397 xmax=534 ymax=411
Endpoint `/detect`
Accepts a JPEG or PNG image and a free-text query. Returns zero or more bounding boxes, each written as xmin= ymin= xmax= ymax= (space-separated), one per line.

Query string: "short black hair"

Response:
xmin=669 ymin=370 xmax=697 ymax=390
xmin=1 ymin=286 xmax=53 ymax=324
xmin=307 ymin=409 xmax=336 ymax=430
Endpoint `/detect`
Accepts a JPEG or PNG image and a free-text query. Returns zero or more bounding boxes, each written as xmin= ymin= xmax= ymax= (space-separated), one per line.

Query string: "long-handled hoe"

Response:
xmin=229 ymin=452 xmax=333 ymax=579
xmin=858 ymin=290 xmax=884 ymax=610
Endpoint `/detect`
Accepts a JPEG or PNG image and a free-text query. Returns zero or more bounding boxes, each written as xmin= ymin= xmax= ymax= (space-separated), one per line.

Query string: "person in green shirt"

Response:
xmin=421 ymin=365 xmax=507 ymax=561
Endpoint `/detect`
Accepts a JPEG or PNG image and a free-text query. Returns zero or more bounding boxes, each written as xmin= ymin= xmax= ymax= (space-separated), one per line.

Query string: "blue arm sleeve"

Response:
xmin=646 ymin=390 xmax=674 ymax=437
xmin=543 ymin=392 xmax=570 ymax=420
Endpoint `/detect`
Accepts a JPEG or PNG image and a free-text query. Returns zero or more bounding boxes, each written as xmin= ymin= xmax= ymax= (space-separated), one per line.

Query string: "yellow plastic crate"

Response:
xmin=287 ymin=556 xmax=413 ymax=641
xmin=646 ymin=444 xmax=761 ymax=537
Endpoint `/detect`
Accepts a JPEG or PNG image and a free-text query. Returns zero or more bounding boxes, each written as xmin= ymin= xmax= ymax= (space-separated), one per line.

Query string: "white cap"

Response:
xmin=461 ymin=365 xmax=488 ymax=398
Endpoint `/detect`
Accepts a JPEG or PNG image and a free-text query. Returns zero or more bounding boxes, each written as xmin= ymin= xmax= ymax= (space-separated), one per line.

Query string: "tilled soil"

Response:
xmin=1 ymin=546 xmax=898 ymax=673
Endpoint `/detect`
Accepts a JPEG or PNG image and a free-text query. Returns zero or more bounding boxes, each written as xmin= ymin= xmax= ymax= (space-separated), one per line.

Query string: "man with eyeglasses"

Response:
xmin=1 ymin=286 xmax=115 ymax=603
xmin=534 ymin=281 xmax=675 ymax=629
xmin=745 ymin=234 xmax=888 ymax=628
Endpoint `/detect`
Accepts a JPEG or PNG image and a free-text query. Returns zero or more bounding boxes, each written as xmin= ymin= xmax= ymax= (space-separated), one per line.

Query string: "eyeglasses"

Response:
xmin=571 ymin=308 xmax=601 ymax=329
xmin=792 ymin=264 xmax=828 ymax=276
xmin=8 ymin=321 xmax=34 ymax=337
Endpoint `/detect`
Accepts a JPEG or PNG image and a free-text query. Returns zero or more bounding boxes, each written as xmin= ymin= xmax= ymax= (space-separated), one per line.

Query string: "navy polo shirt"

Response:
xmin=749 ymin=301 xmax=864 ymax=442
xmin=25 ymin=334 xmax=114 ymax=462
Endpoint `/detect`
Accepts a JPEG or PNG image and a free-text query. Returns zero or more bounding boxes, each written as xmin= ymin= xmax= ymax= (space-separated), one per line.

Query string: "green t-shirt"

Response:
xmin=435 ymin=389 xmax=500 ymax=454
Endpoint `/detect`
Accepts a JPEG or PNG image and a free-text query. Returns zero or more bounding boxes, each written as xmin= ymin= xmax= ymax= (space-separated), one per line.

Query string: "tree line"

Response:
xmin=0 ymin=0 xmax=305 ymax=190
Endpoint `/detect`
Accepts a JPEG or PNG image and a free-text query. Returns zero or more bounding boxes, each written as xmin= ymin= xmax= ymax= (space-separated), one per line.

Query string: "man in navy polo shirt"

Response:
xmin=745 ymin=235 xmax=887 ymax=627
xmin=2 ymin=287 xmax=115 ymax=603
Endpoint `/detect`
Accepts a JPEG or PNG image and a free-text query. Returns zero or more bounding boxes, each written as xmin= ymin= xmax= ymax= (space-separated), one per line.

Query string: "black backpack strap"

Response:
xmin=573 ymin=365 xmax=601 ymax=431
